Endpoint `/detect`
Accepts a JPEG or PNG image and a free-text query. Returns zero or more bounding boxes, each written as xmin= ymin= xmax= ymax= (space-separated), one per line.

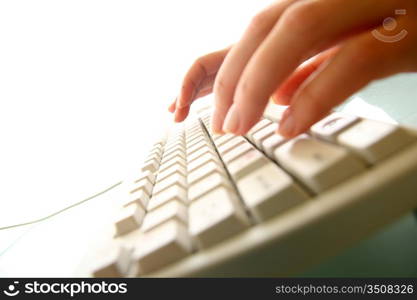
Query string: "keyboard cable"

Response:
xmin=0 ymin=181 xmax=123 ymax=231
xmin=1 ymin=180 xmax=416 ymax=230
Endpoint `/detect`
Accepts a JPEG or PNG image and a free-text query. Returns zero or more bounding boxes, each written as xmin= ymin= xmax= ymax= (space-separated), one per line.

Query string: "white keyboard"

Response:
xmin=86 ymin=103 xmax=417 ymax=277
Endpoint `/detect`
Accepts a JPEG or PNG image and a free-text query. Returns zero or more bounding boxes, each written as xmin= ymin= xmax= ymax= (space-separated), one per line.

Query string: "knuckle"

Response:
xmin=344 ymin=39 xmax=377 ymax=67
xmin=213 ymin=74 xmax=228 ymax=97
xmin=299 ymin=86 xmax=329 ymax=118
xmin=280 ymin=1 xmax=322 ymax=35
xmin=247 ymin=9 xmax=273 ymax=34
xmin=193 ymin=57 xmax=208 ymax=76
xmin=236 ymin=77 xmax=253 ymax=98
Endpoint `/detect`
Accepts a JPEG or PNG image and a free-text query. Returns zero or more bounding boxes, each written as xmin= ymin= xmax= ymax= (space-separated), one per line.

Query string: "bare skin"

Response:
xmin=169 ymin=0 xmax=417 ymax=138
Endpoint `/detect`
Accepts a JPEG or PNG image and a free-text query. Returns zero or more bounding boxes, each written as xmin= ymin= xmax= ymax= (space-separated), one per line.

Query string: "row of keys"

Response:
xmin=93 ymin=107 xmax=415 ymax=277
xmin=114 ymin=141 xmax=165 ymax=236
xmin=203 ymin=116 xmax=309 ymax=223
xmin=308 ymin=113 xmax=412 ymax=165
xmin=132 ymin=127 xmax=192 ymax=274
xmin=184 ymin=117 xmax=250 ymax=249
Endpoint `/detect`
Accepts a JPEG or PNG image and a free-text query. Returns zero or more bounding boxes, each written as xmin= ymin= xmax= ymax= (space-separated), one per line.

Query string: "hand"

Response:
xmin=168 ymin=47 xmax=231 ymax=123
xmin=170 ymin=0 xmax=417 ymax=138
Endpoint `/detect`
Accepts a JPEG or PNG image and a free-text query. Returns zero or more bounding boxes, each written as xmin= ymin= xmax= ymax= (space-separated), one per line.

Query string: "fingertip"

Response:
xmin=212 ymin=126 xmax=225 ymax=135
xmin=271 ymin=94 xmax=280 ymax=105
xmin=278 ymin=108 xmax=297 ymax=138
xmin=174 ymin=113 xmax=184 ymax=123
xmin=168 ymin=98 xmax=177 ymax=113
xmin=174 ymin=106 xmax=190 ymax=123
xmin=271 ymin=92 xmax=291 ymax=106
xmin=222 ymin=104 xmax=240 ymax=134
xmin=174 ymin=110 xmax=182 ymax=123
xmin=211 ymin=109 xmax=227 ymax=135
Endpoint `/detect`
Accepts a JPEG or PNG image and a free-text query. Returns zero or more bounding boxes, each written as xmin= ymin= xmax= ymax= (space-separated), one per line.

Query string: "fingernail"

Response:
xmin=212 ymin=124 xmax=224 ymax=135
xmin=169 ymin=99 xmax=176 ymax=113
xmin=222 ymin=105 xmax=240 ymax=134
xmin=211 ymin=112 xmax=224 ymax=134
xmin=279 ymin=112 xmax=296 ymax=137
xmin=174 ymin=109 xmax=181 ymax=123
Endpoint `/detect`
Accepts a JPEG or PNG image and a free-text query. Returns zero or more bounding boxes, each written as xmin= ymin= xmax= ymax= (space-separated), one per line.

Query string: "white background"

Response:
xmin=0 ymin=0 xmax=268 ymax=226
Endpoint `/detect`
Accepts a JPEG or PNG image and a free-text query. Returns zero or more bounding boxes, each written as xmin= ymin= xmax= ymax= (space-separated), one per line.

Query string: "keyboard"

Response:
xmin=85 ymin=103 xmax=417 ymax=277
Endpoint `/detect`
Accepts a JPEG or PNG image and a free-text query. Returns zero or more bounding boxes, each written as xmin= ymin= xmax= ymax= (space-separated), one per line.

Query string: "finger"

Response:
xmin=279 ymin=18 xmax=414 ymax=137
xmin=196 ymin=74 xmax=216 ymax=95
xmin=228 ymin=0 xmax=403 ymax=134
xmin=174 ymin=85 xmax=214 ymax=122
xmin=173 ymin=74 xmax=217 ymax=120
xmin=168 ymin=98 xmax=177 ymax=113
xmin=195 ymin=86 xmax=213 ymax=99
xmin=177 ymin=47 xmax=230 ymax=111
xmin=174 ymin=105 xmax=190 ymax=123
xmin=272 ymin=47 xmax=339 ymax=105
xmin=212 ymin=0 xmax=298 ymax=134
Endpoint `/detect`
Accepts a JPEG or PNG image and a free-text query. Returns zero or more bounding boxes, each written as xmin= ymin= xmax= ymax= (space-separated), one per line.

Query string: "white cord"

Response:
xmin=0 ymin=181 xmax=122 ymax=231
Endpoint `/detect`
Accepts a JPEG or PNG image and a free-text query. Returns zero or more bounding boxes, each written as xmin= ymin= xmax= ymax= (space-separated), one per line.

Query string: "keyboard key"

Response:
xmin=214 ymin=134 xmax=235 ymax=147
xmin=153 ymin=172 xmax=187 ymax=195
xmin=133 ymin=220 xmax=192 ymax=274
xmin=147 ymin=148 xmax=162 ymax=160
xmin=156 ymin=163 xmax=186 ymax=182
xmin=129 ymin=178 xmax=153 ymax=196
xmin=187 ymin=135 xmax=208 ymax=149
xmin=189 ymin=187 xmax=250 ymax=248
xmin=237 ymin=163 xmax=308 ymax=222
xmin=141 ymin=159 xmax=159 ymax=173
xmin=252 ymin=123 xmax=278 ymax=149
xmin=222 ymin=142 xmax=254 ymax=164
xmin=310 ymin=112 xmax=359 ymax=141
xmin=226 ymin=149 xmax=269 ymax=180
xmin=92 ymin=246 xmax=132 ymax=277
xmin=186 ymin=123 xmax=202 ymax=133
xmin=186 ymin=130 xmax=204 ymax=142
xmin=186 ymin=118 xmax=202 ymax=129
xmin=187 ymin=147 xmax=216 ymax=163
xmin=337 ymin=119 xmax=413 ymax=164
xmin=166 ymin=139 xmax=183 ymax=148
xmin=187 ymin=152 xmax=220 ymax=173
xmin=123 ymin=188 xmax=150 ymax=210
xmin=274 ymin=135 xmax=365 ymax=193
xmin=167 ymin=133 xmax=184 ymax=143
xmin=161 ymin=151 xmax=186 ymax=165
xmin=114 ymin=204 xmax=146 ymax=236
xmin=217 ymin=136 xmax=246 ymax=155
xmin=132 ymin=170 xmax=156 ymax=185
xmin=145 ymin=152 xmax=161 ymax=164
xmin=150 ymin=144 xmax=163 ymax=155
xmin=262 ymin=134 xmax=287 ymax=157
xmin=163 ymin=144 xmax=185 ymax=158
xmin=148 ymin=185 xmax=188 ymax=210
xmin=186 ymin=139 xmax=210 ymax=155
xmin=188 ymin=172 xmax=231 ymax=202
xmin=263 ymin=103 xmax=287 ymax=122
xmin=202 ymin=119 xmax=210 ymax=127
xmin=188 ymin=161 xmax=226 ymax=185
xmin=158 ymin=156 xmax=186 ymax=173
xmin=141 ymin=200 xmax=187 ymax=232
xmin=246 ymin=119 xmax=272 ymax=143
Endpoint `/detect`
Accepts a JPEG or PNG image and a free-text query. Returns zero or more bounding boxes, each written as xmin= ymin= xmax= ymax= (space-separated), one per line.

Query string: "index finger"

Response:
xmin=176 ymin=47 xmax=231 ymax=110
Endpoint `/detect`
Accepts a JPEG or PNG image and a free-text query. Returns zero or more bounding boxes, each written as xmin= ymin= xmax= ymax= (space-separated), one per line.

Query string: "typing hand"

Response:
xmin=170 ymin=0 xmax=417 ymax=138
xmin=168 ymin=47 xmax=231 ymax=123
